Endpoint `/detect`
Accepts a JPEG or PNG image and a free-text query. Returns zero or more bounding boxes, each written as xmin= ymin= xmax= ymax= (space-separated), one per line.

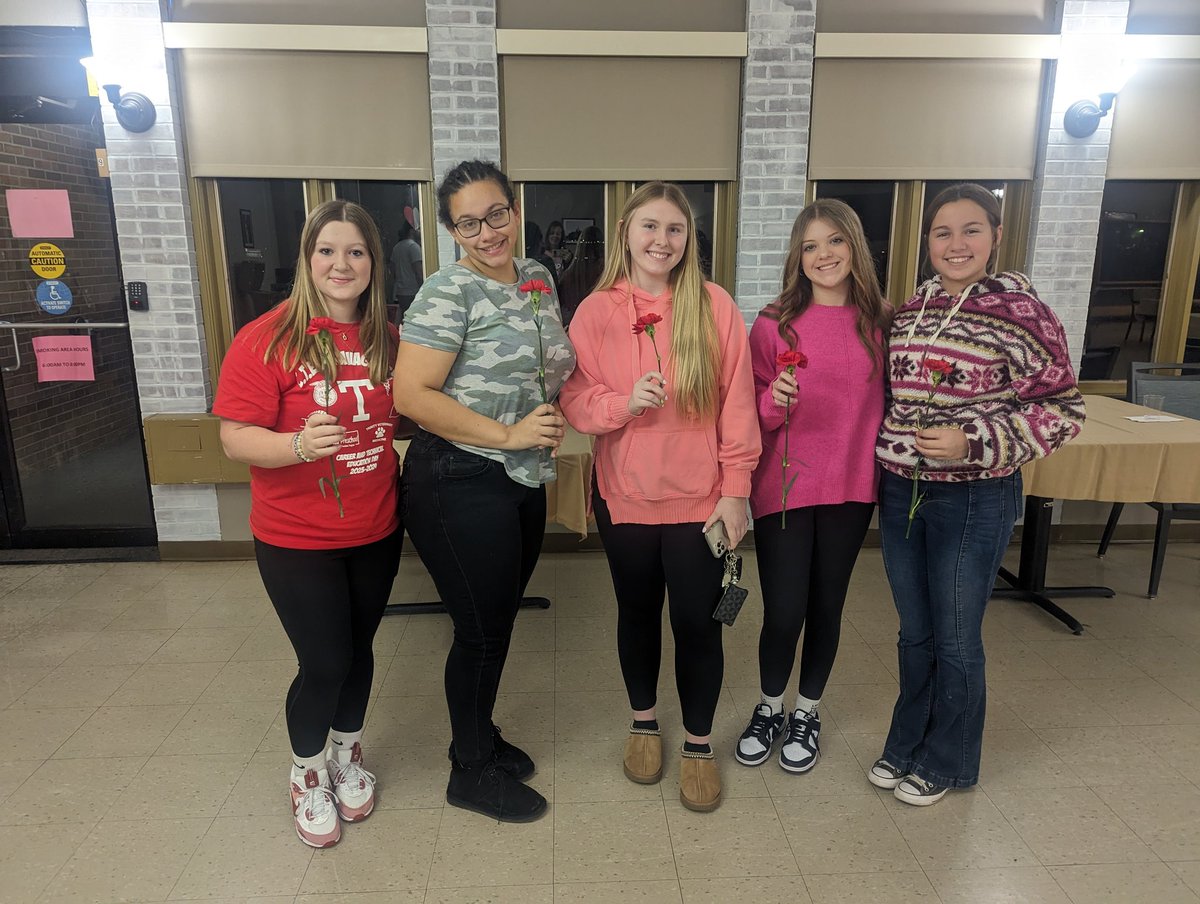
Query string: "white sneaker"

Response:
xmin=289 ymin=767 xmax=341 ymax=848
xmin=327 ymin=741 xmax=377 ymax=822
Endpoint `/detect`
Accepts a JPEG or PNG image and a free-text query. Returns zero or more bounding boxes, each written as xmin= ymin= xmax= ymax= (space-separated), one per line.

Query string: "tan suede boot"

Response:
xmin=679 ymin=748 xmax=722 ymax=812
xmin=622 ymin=725 xmax=663 ymax=784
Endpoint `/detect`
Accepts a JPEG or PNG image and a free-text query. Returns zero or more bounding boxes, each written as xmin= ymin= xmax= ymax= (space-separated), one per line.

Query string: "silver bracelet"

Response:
xmin=292 ymin=431 xmax=315 ymax=463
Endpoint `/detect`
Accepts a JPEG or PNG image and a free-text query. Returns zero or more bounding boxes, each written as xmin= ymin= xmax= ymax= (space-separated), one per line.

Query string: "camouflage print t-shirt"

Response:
xmin=400 ymin=258 xmax=577 ymax=487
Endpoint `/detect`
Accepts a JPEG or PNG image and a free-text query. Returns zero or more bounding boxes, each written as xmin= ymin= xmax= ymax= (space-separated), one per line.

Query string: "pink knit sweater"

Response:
xmin=749 ymin=304 xmax=885 ymax=519
xmin=560 ymin=280 xmax=761 ymax=525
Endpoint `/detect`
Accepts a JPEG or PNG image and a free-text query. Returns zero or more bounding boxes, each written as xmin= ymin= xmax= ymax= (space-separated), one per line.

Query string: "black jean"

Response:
xmin=592 ymin=488 xmax=726 ymax=737
xmin=256 ymin=528 xmax=403 ymax=758
xmin=401 ymin=430 xmax=546 ymax=767
xmin=753 ymin=501 xmax=875 ymax=699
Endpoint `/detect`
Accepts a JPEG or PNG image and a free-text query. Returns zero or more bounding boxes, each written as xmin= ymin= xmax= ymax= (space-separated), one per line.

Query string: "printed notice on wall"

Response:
xmin=32 ymin=336 xmax=95 ymax=382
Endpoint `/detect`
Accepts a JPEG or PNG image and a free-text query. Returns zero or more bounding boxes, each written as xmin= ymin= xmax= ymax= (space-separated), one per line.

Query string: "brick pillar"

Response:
xmin=84 ymin=0 xmax=220 ymax=541
xmin=425 ymin=0 xmax=502 ymax=269
xmin=735 ymin=0 xmax=815 ymax=324
xmin=1026 ymin=1 xmax=1131 ymax=369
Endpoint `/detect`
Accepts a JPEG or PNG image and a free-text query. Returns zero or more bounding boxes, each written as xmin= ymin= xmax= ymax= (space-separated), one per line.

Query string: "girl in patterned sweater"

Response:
xmin=868 ymin=183 xmax=1085 ymax=806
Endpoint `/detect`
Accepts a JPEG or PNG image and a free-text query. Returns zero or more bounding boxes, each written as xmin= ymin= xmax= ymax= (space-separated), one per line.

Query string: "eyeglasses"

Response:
xmin=452 ymin=206 xmax=512 ymax=238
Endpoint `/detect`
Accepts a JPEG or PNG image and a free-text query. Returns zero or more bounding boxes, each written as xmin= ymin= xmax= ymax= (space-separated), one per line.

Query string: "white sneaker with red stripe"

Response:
xmin=289 ymin=767 xmax=341 ymax=848
xmin=327 ymin=741 xmax=377 ymax=822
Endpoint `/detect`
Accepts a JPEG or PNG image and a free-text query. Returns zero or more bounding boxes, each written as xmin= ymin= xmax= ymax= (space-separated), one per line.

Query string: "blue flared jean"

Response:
xmin=878 ymin=467 xmax=1021 ymax=788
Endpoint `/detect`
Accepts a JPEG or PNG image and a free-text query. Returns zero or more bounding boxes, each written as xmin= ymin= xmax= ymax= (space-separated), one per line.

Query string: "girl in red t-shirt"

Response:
xmin=214 ymin=200 xmax=401 ymax=849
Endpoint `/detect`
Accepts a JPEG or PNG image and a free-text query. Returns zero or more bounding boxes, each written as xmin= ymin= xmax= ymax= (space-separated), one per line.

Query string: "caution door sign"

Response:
xmin=29 ymin=243 xmax=66 ymax=279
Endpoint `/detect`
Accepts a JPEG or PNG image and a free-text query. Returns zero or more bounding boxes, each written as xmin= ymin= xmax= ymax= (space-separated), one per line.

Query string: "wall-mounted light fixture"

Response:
xmin=1063 ymin=92 xmax=1117 ymax=138
xmin=79 ymin=57 xmax=157 ymax=132
xmin=99 ymin=84 xmax=157 ymax=132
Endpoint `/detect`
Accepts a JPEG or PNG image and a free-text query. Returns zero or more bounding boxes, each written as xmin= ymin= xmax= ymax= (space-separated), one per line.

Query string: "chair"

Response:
xmin=1097 ymin=362 xmax=1200 ymax=597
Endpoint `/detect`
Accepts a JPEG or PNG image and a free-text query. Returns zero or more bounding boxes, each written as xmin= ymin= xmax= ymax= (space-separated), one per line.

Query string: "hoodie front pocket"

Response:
xmin=622 ymin=430 xmax=718 ymax=500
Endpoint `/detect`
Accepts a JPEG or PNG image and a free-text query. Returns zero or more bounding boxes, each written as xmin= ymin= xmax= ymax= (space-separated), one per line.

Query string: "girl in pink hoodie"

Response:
xmin=560 ymin=182 xmax=760 ymax=813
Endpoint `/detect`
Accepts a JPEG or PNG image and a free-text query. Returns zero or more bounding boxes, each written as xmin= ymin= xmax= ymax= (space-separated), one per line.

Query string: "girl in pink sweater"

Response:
xmin=737 ymin=199 xmax=889 ymax=775
xmin=560 ymin=182 xmax=760 ymax=813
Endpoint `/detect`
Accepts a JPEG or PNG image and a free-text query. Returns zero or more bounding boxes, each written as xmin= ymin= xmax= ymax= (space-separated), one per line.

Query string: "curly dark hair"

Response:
xmin=435 ymin=159 xmax=516 ymax=228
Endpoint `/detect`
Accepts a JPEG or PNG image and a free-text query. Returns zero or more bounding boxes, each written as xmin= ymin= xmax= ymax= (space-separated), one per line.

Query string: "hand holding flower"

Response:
xmin=504 ymin=402 xmax=565 ymax=452
xmin=627 ymin=370 xmax=667 ymax=416
xmin=914 ymin=427 xmax=968 ymax=459
xmin=771 ymin=369 xmax=798 ymax=407
xmin=298 ymin=411 xmax=345 ymax=459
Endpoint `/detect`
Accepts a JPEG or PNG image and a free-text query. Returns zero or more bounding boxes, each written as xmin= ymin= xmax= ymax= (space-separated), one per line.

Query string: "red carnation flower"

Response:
xmin=776 ymin=350 xmax=808 ymax=370
xmin=519 ymin=278 xmax=552 ymax=295
xmin=306 ymin=317 xmax=337 ymax=335
xmin=925 ymin=358 xmax=954 ymax=380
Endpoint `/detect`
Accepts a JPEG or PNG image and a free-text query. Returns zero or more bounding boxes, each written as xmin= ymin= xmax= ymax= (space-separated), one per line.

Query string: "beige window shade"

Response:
xmin=177 ymin=49 xmax=432 ymax=179
xmin=501 ymin=57 xmax=740 ymax=180
xmin=498 ymin=0 xmax=745 ymax=31
xmin=171 ymin=0 xmax=426 ymax=26
xmin=809 ymin=59 xmax=1042 ymax=180
xmin=816 ymin=0 xmax=1056 ymax=34
xmin=1107 ymin=61 xmax=1200 ymax=179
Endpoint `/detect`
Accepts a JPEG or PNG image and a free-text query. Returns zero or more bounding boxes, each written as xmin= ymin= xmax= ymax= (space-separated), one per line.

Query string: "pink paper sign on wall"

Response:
xmin=32 ymin=335 xmax=95 ymax=382
xmin=6 ymin=189 xmax=75 ymax=239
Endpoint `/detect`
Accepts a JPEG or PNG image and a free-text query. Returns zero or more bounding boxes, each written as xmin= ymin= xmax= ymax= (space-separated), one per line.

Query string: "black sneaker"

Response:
xmin=446 ymin=757 xmax=547 ymax=823
xmin=867 ymin=758 xmax=906 ymax=790
xmin=447 ymin=725 xmax=535 ymax=781
xmin=893 ymin=775 xmax=948 ymax=807
xmin=778 ymin=708 xmax=821 ymax=773
xmin=734 ymin=703 xmax=785 ymax=767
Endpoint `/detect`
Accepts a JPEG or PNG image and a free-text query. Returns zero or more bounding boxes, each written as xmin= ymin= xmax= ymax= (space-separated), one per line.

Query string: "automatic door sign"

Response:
xmin=29 ymin=243 xmax=67 ymax=279
xmin=35 ymin=280 xmax=74 ymax=315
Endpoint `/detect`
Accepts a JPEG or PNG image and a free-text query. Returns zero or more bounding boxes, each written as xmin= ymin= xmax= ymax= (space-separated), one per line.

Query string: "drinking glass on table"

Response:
xmin=1143 ymin=393 xmax=1166 ymax=411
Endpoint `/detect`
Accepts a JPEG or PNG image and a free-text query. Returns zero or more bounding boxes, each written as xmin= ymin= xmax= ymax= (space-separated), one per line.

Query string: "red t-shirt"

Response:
xmin=213 ymin=306 xmax=400 ymax=549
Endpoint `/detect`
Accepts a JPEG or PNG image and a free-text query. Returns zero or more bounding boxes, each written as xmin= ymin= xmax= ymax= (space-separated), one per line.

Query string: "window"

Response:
xmin=813 ymin=181 xmax=895 ymax=290
xmin=334 ymin=181 xmax=424 ymax=320
xmin=1081 ymin=181 xmax=1178 ymax=382
xmin=521 ymin=182 xmax=606 ymax=327
xmin=215 ymin=178 xmax=305 ymax=334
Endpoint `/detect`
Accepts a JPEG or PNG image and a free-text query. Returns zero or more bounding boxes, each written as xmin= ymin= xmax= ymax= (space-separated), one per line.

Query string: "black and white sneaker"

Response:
xmin=778 ymin=708 xmax=820 ymax=773
xmin=867 ymin=758 xmax=906 ymax=790
xmin=734 ymin=704 xmax=785 ymax=766
xmin=893 ymin=775 xmax=948 ymax=807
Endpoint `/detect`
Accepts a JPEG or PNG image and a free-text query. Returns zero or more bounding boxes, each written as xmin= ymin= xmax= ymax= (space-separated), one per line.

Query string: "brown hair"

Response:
xmin=595 ymin=181 xmax=718 ymax=421
xmin=263 ymin=199 xmax=394 ymax=385
xmin=764 ymin=198 xmax=891 ymax=375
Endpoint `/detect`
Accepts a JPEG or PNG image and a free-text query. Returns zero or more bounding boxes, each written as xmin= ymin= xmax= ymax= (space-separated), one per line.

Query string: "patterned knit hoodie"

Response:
xmin=876 ymin=271 xmax=1085 ymax=482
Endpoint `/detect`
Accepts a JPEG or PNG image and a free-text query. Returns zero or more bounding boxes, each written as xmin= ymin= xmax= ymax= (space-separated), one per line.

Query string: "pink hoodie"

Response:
xmin=560 ymin=280 xmax=761 ymax=525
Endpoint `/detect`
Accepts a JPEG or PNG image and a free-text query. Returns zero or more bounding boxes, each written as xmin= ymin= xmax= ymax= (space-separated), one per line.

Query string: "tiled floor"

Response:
xmin=0 ymin=539 xmax=1198 ymax=903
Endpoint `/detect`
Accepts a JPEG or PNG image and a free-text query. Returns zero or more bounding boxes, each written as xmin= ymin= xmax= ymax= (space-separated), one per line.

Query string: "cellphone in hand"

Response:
xmin=704 ymin=521 xmax=730 ymax=558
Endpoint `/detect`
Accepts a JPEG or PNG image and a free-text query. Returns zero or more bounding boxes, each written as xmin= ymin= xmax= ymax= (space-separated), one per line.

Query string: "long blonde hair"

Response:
xmin=765 ymin=198 xmax=891 ymax=376
xmin=596 ymin=182 xmax=718 ymax=421
xmin=263 ymin=199 xmax=394 ymax=385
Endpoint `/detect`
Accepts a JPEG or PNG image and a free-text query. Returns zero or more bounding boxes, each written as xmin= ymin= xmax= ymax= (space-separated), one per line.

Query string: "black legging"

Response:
xmin=753 ymin=502 xmax=874 ymax=699
xmin=593 ymin=489 xmax=726 ymax=737
xmin=255 ymin=529 xmax=403 ymax=757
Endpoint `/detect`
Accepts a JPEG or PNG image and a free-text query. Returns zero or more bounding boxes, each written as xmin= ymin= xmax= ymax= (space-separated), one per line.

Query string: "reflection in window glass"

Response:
xmin=1080 ymin=181 xmax=1178 ymax=381
xmin=814 ymin=181 xmax=893 ymax=290
xmin=218 ymin=179 xmax=305 ymax=332
xmin=523 ymin=182 xmax=605 ymax=326
xmin=335 ymin=181 xmax=424 ymax=322
xmin=917 ymin=181 xmax=1005 ymax=283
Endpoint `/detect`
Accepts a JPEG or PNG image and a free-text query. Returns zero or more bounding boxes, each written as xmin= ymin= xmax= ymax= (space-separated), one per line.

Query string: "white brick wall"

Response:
xmin=735 ymin=0 xmax=815 ymax=324
xmin=84 ymin=0 xmax=221 ymax=541
xmin=425 ymin=0 xmax=501 ymax=269
xmin=1026 ymin=1 xmax=1130 ymax=369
